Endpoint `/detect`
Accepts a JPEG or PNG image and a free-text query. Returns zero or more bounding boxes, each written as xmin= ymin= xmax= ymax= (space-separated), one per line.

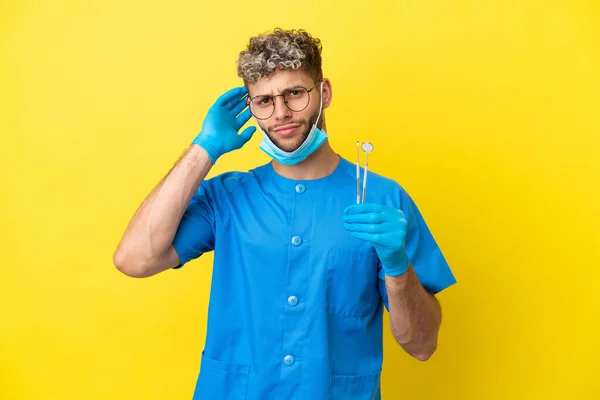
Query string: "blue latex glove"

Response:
xmin=343 ymin=203 xmax=410 ymax=276
xmin=192 ymin=86 xmax=256 ymax=163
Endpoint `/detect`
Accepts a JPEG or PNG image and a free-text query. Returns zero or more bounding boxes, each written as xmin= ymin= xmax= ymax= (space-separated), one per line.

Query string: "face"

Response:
xmin=247 ymin=69 xmax=332 ymax=152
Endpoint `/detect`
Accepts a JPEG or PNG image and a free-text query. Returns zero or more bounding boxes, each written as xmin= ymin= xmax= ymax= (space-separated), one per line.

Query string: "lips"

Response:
xmin=273 ymin=124 xmax=301 ymax=137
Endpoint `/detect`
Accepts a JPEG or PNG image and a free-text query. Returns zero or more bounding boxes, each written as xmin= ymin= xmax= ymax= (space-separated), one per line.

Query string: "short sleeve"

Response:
xmin=378 ymin=189 xmax=456 ymax=310
xmin=172 ymin=181 xmax=216 ymax=269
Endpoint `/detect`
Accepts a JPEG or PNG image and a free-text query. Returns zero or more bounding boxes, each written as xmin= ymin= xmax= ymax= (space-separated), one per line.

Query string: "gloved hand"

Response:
xmin=343 ymin=203 xmax=410 ymax=276
xmin=192 ymin=86 xmax=256 ymax=164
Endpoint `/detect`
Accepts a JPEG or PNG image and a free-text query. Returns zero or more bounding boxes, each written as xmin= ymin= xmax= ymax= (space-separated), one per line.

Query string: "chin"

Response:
xmin=274 ymin=139 xmax=304 ymax=152
xmin=270 ymin=131 xmax=310 ymax=152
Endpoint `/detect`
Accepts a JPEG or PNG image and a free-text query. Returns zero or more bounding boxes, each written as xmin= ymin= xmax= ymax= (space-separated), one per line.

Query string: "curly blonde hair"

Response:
xmin=236 ymin=28 xmax=323 ymax=84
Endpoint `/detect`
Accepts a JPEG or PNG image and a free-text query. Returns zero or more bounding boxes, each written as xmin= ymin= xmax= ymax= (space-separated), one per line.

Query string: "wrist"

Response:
xmin=186 ymin=143 xmax=215 ymax=166
xmin=383 ymin=252 xmax=410 ymax=277
xmin=192 ymin=135 xmax=220 ymax=164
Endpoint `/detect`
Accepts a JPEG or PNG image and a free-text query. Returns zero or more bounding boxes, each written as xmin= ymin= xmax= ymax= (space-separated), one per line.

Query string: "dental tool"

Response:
xmin=356 ymin=141 xmax=361 ymax=204
xmin=360 ymin=142 xmax=374 ymax=203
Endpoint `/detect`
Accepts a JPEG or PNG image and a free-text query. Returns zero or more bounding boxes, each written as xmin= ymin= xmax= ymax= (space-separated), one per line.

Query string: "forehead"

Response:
xmin=248 ymin=69 xmax=314 ymax=97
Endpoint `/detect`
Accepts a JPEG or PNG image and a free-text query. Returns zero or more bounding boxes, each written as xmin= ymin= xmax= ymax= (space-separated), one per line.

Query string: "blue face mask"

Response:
xmin=257 ymin=81 xmax=327 ymax=165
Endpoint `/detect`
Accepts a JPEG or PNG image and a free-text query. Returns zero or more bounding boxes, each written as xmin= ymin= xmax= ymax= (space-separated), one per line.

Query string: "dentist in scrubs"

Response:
xmin=114 ymin=28 xmax=457 ymax=400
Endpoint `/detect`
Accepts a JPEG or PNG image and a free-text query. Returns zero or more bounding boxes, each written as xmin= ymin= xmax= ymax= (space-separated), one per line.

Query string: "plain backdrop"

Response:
xmin=1 ymin=0 xmax=599 ymax=399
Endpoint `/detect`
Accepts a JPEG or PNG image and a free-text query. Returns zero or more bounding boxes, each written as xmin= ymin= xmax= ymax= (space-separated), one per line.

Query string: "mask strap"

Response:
xmin=315 ymin=80 xmax=324 ymax=128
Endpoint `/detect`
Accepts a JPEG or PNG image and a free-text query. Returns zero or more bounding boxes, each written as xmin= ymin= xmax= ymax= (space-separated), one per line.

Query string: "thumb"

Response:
xmin=238 ymin=126 xmax=256 ymax=145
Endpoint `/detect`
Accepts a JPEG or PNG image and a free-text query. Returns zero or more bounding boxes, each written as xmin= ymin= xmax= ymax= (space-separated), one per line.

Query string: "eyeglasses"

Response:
xmin=247 ymin=79 xmax=323 ymax=120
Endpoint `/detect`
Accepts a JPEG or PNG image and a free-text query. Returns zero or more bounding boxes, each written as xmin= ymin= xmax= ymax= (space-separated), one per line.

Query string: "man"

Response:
xmin=114 ymin=28 xmax=456 ymax=400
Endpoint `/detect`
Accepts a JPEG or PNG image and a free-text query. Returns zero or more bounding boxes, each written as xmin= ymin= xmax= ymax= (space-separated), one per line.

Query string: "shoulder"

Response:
xmin=369 ymin=169 xmax=408 ymax=208
xmin=365 ymin=168 xmax=404 ymax=194
xmin=337 ymin=157 xmax=410 ymax=209
xmin=338 ymin=156 xmax=405 ymax=194
xmin=197 ymin=162 xmax=270 ymax=199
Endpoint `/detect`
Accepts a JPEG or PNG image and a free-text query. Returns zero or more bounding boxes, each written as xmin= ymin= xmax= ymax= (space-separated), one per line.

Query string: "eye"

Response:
xmin=253 ymin=96 xmax=271 ymax=107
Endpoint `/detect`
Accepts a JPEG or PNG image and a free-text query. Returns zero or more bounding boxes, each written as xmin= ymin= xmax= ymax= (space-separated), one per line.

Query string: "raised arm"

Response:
xmin=113 ymin=86 xmax=256 ymax=277
xmin=113 ymin=146 xmax=213 ymax=277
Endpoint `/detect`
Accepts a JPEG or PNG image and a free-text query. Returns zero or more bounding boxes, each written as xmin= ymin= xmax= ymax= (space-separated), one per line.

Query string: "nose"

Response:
xmin=273 ymin=96 xmax=292 ymax=120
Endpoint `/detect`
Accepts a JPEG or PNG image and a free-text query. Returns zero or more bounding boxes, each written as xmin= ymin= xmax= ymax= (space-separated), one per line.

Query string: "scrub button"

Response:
xmin=287 ymin=295 xmax=298 ymax=306
xmin=291 ymin=236 xmax=302 ymax=246
xmin=284 ymin=355 xmax=295 ymax=366
xmin=295 ymin=184 xmax=306 ymax=193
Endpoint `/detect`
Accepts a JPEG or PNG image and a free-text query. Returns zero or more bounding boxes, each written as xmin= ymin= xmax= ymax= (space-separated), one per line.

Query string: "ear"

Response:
xmin=321 ymin=78 xmax=333 ymax=109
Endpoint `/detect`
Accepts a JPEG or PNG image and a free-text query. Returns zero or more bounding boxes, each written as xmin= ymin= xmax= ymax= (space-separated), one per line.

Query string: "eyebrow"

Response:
xmin=253 ymin=84 xmax=307 ymax=98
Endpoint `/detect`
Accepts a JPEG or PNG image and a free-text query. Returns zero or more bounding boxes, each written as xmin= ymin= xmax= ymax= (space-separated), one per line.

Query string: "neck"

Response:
xmin=271 ymin=140 xmax=339 ymax=180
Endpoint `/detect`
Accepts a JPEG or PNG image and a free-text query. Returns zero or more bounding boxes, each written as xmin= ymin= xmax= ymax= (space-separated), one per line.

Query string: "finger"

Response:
xmin=238 ymin=126 xmax=256 ymax=144
xmin=224 ymin=92 xmax=248 ymax=111
xmin=343 ymin=212 xmax=385 ymax=224
xmin=228 ymin=92 xmax=249 ymax=111
xmin=344 ymin=203 xmax=385 ymax=216
xmin=230 ymin=97 xmax=249 ymax=116
xmin=344 ymin=223 xmax=387 ymax=234
xmin=349 ymin=231 xmax=384 ymax=245
xmin=234 ymin=108 xmax=253 ymax=130
xmin=216 ymin=87 xmax=247 ymax=108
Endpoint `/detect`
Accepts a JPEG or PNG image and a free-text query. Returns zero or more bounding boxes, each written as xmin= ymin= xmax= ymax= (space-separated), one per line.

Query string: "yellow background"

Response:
xmin=1 ymin=0 xmax=599 ymax=399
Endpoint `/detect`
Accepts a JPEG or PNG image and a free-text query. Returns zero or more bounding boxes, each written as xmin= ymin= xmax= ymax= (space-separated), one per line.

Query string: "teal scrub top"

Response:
xmin=173 ymin=155 xmax=456 ymax=399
